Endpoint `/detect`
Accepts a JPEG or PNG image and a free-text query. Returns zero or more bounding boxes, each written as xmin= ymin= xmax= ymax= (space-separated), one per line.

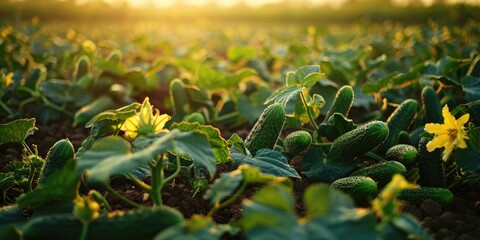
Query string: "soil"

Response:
xmin=1 ymin=122 xmax=480 ymax=240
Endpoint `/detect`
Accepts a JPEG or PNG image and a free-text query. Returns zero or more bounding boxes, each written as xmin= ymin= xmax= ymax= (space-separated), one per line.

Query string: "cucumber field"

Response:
xmin=1 ymin=0 xmax=480 ymax=239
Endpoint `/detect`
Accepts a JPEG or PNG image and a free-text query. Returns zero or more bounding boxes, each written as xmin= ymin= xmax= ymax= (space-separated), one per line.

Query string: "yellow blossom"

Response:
xmin=121 ymin=97 xmax=170 ymax=139
xmin=74 ymin=196 xmax=100 ymax=223
xmin=424 ymin=105 xmax=469 ymax=161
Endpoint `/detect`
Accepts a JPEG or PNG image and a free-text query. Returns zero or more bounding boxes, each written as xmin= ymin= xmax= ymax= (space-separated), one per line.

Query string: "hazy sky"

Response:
xmin=77 ymin=0 xmax=480 ymax=8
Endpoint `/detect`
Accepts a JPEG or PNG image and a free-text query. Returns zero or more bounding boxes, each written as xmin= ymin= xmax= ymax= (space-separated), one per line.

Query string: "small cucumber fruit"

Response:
xmin=421 ymin=86 xmax=443 ymax=124
xmin=375 ymin=99 xmax=418 ymax=154
xmin=324 ymin=85 xmax=354 ymax=122
xmin=327 ymin=121 xmax=389 ymax=163
xmin=244 ymin=103 xmax=286 ymax=155
xmin=74 ymin=95 xmax=115 ymax=127
xmin=350 ymin=161 xmax=407 ymax=188
xmin=283 ymin=130 xmax=312 ymax=155
xmin=169 ymin=79 xmax=189 ymax=117
xmin=330 ymin=176 xmax=378 ymax=205
xmin=37 ymin=139 xmax=75 ymax=187
xmin=385 ymin=144 xmax=418 ymax=166
xmin=398 ymin=187 xmax=453 ymax=205
xmin=417 ymin=136 xmax=445 ymax=188
xmin=184 ymin=112 xmax=206 ymax=125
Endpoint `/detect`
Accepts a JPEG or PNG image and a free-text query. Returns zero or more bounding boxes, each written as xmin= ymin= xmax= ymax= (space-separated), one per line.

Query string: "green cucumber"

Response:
xmin=184 ymin=112 xmax=206 ymax=125
xmin=244 ymin=103 xmax=286 ymax=155
xmin=22 ymin=207 xmax=184 ymax=240
xmin=283 ymin=130 xmax=312 ymax=155
xmin=417 ymin=136 xmax=445 ymax=188
xmin=330 ymin=176 xmax=378 ymax=205
xmin=421 ymin=86 xmax=443 ymax=124
xmin=398 ymin=187 xmax=453 ymax=205
xmin=350 ymin=161 xmax=407 ymax=188
xmin=324 ymin=85 xmax=354 ymax=122
xmin=375 ymin=99 xmax=418 ymax=154
xmin=327 ymin=121 xmax=389 ymax=163
xmin=74 ymin=95 xmax=115 ymax=127
xmin=385 ymin=144 xmax=418 ymax=166
xmin=37 ymin=139 xmax=75 ymax=187
xmin=169 ymin=79 xmax=189 ymax=117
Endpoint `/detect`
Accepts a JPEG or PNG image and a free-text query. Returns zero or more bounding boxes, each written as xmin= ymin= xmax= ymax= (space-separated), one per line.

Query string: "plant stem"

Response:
xmin=79 ymin=223 xmax=89 ymax=240
xmin=163 ymin=154 xmax=182 ymax=184
xmin=150 ymin=159 xmax=163 ymax=206
xmin=300 ymin=90 xmax=319 ymax=131
xmin=311 ymin=142 xmax=333 ymax=147
xmin=0 ymin=100 xmax=14 ymax=117
xmin=364 ymin=151 xmax=386 ymax=162
xmin=215 ymin=111 xmax=240 ymax=123
xmin=127 ymin=173 xmax=152 ymax=192
xmin=207 ymin=181 xmax=247 ymax=217
xmin=105 ymin=185 xmax=145 ymax=209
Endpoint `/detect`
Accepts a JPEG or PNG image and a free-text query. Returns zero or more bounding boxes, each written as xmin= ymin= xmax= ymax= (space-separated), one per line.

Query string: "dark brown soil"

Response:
xmin=1 ymin=122 xmax=480 ymax=240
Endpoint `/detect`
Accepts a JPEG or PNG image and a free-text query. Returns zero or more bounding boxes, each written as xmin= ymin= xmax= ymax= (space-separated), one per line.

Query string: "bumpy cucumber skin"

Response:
xmin=398 ymin=187 xmax=453 ymax=205
xmin=74 ymin=95 xmax=115 ymax=127
xmin=37 ymin=139 xmax=75 ymax=187
xmin=283 ymin=130 xmax=312 ymax=155
xmin=327 ymin=121 xmax=389 ymax=163
xmin=244 ymin=104 xmax=286 ymax=155
xmin=386 ymin=144 xmax=418 ymax=166
xmin=421 ymin=86 xmax=443 ymax=124
xmin=375 ymin=99 xmax=418 ymax=154
xmin=350 ymin=161 xmax=407 ymax=188
xmin=417 ymin=136 xmax=446 ymax=188
xmin=22 ymin=207 xmax=184 ymax=240
xmin=330 ymin=176 xmax=378 ymax=205
xmin=324 ymin=85 xmax=354 ymax=122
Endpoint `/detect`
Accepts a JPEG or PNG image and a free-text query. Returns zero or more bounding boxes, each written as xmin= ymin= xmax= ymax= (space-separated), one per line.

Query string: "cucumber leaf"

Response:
xmin=78 ymin=130 xmax=216 ymax=185
xmin=0 ymin=118 xmax=37 ymax=145
xmin=317 ymin=113 xmax=356 ymax=141
xmin=171 ymin=122 xmax=229 ymax=164
xmin=301 ymin=146 xmax=356 ymax=183
xmin=231 ymin=148 xmax=300 ymax=178
xmin=17 ymin=160 xmax=79 ymax=208
xmin=154 ymin=215 xmax=238 ymax=240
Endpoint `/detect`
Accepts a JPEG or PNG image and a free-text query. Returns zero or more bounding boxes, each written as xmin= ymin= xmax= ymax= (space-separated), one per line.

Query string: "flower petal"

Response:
xmin=441 ymin=140 xmax=455 ymax=161
xmin=456 ymin=136 xmax=468 ymax=149
xmin=426 ymin=134 xmax=450 ymax=152
xmin=425 ymin=123 xmax=448 ymax=135
xmin=153 ymin=114 xmax=170 ymax=133
xmin=442 ymin=105 xmax=456 ymax=128
xmin=456 ymin=113 xmax=470 ymax=129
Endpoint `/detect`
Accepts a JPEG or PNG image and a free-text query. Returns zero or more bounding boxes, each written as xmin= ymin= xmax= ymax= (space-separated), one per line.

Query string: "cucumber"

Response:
xmin=22 ymin=207 xmax=184 ymax=240
xmin=398 ymin=187 xmax=453 ymax=205
xmin=169 ymin=79 xmax=189 ymax=117
xmin=350 ymin=161 xmax=407 ymax=188
xmin=375 ymin=99 xmax=418 ymax=154
xmin=244 ymin=103 xmax=286 ymax=155
xmin=37 ymin=139 xmax=75 ymax=187
xmin=283 ymin=130 xmax=312 ymax=155
xmin=327 ymin=121 xmax=389 ymax=163
xmin=324 ymin=85 xmax=354 ymax=122
xmin=416 ymin=136 xmax=445 ymax=188
xmin=74 ymin=95 xmax=116 ymax=127
xmin=330 ymin=176 xmax=378 ymax=205
xmin=421 ymin=86 xmax=443 ymax=124
xmin=385 ymin=144 xmax=418 ymax=167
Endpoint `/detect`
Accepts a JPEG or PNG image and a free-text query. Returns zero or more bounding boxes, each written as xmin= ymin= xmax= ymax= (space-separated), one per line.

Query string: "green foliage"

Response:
xmin=231 ymin=148 xmax=300 ymax=178
xmin=0 ymin=118 xmax=37 ymax=145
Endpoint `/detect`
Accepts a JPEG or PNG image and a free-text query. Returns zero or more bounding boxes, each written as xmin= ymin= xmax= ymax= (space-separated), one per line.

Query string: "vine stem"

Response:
xmin=215 ymin=111 xmax=240 ymax=123
xmin=364 ymin=151 xmax=386 ymax=162
xmin=79 ymin=223 xmax=89 ymax=240
xmin=207 ymin=181 xmax=247 ymax=217
xmin=311 ymin=142 xmax=333 ymax=147
xmin=127 ymin=173 xmax=152 ymax=192
xmin=299 ymin=90 xmax=319 ymax=131
xmin=105 ymin=185 xmax=145 ymax=209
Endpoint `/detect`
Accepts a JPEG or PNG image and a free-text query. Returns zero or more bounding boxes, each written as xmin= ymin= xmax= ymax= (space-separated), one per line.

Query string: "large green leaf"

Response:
xmin=197 ymin=65 xmax=255 ymax=91
xmin=264 ymin=86 xmax=303 ymax=115
xmin=154 ymin=215 xmax=238 ymax=240
xmin=0 ymin=118 xmax=37 ymax=145
xmin=301 ymin=146 xmax=356 ymax=183
xmin=242 ymin=184 xmax=378 ymax=240
xmin=79 ymin=130 xmax=216 ymax=185
xmin=455 ymin=141 xmax=480 ymax=174
xmin=231 ymin=148 xmax=300 ymax=178
xmin=171 ymin=122 xmax=229 ymax=164
xmin=204 ymin=169 xmax=244 ymax=204
xmin=227 ymin=46 xmax=257 ymax=63
xmin=16 ymin=160 xmax=79 ymax=208
xmin=85 ymin=102 xmax=140 ymax=128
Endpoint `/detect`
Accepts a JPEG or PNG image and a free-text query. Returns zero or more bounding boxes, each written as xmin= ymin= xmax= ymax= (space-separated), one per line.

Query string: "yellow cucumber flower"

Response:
xmin=121 ymin=97 xmax=170 ymax=139
xmin=424 ymin=105 xmax=469 ymax=161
